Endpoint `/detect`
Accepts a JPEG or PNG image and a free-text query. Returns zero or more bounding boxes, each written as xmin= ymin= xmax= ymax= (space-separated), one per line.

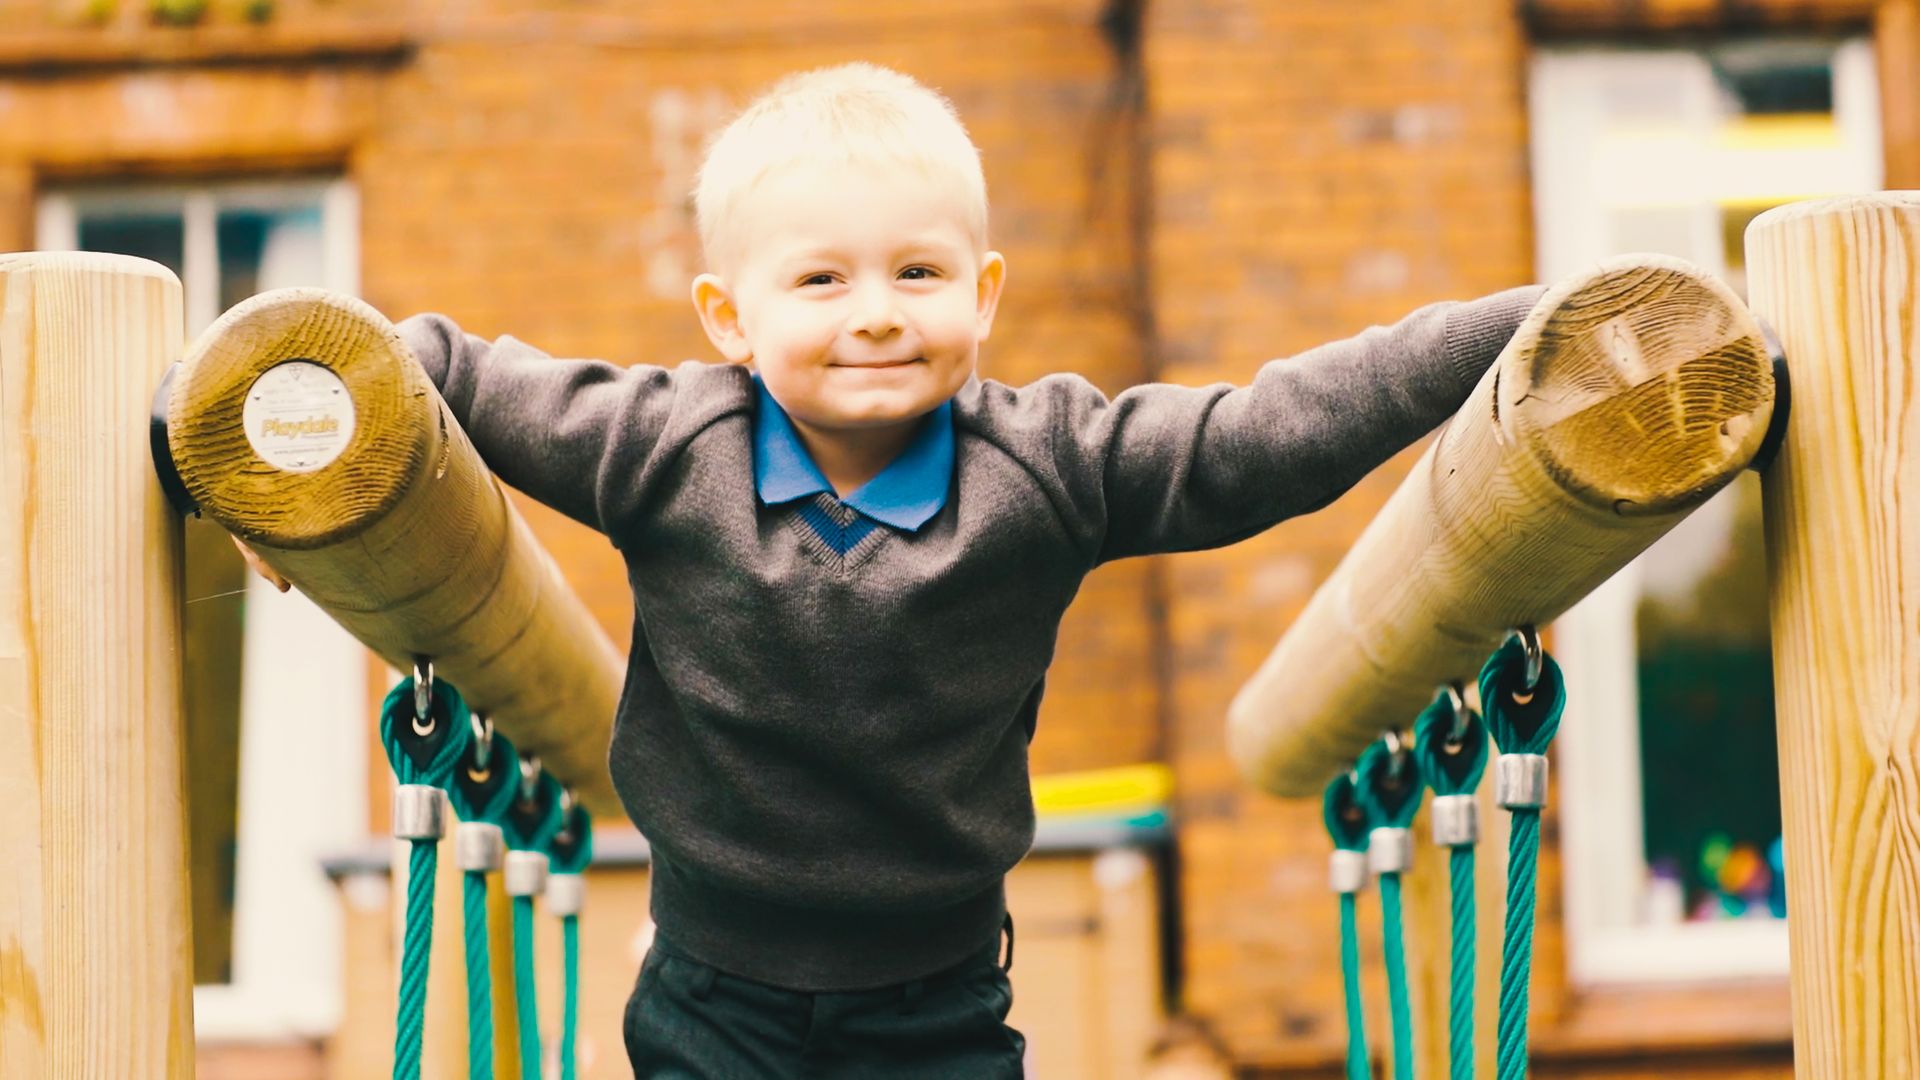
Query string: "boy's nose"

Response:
xmin=848 ymin=284 xmax=904 ymax=337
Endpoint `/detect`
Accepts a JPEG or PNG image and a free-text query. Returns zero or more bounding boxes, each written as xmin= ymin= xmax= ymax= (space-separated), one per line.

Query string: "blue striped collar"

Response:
xmin=751 ymin=376 xmax=953 ymax=532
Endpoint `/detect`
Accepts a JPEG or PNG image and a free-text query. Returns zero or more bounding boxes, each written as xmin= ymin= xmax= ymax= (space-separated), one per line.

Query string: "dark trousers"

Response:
xmin=624 ymin=915 xmax=1023 ymax=1079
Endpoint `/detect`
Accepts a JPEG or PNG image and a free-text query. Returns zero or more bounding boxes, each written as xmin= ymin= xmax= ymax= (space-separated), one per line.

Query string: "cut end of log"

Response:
xmin=1502 ymin=254 xmax=1773 ymax=516
xmin=167 ymin=287 xmax=437 ymax=550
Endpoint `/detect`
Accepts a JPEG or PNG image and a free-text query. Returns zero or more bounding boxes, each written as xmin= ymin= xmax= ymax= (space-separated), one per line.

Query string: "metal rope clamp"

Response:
xmin=1495 ymin=755 xmax=1549 ymax=810
xmin=547 ymin=873 xmax=585 ymax=917
xmin=1330 ymin=848 xmax=1369 ymax=895
xmin=394 ymin=785 xmax=447 ymax=841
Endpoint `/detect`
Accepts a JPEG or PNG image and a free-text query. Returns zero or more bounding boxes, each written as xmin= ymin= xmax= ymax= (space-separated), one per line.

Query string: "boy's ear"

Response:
xmin=691 ymin=274 xmax=753 ymax=364
xmin=974 ymin=251 xmax=1007 ymax=343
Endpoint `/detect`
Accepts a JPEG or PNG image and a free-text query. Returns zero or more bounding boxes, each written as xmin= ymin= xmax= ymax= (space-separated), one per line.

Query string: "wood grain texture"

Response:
xmin=165 ymin=288 xmax=623 ymax=815
xmin=1746 ymin=192 xmax=1920 ymax=1079
xmin=1227 ymin=255 xmax=1774 ymax=798
xmin=0 ymin=251 xmax=194 ymax=1077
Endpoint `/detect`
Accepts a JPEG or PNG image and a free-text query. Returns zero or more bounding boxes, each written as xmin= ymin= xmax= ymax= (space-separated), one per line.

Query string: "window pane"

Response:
xmin=1635 ymin=472 xmax=1785 ymax=923
xmin=77 ymin=213 xmax=184 ymax=279
xmin=219 ymin=204 xmax=326 ymax=306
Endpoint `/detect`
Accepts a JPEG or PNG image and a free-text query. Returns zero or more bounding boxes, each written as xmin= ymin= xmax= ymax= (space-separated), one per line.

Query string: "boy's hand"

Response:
xmin=229 ymin=534 xmax=291 ymax=593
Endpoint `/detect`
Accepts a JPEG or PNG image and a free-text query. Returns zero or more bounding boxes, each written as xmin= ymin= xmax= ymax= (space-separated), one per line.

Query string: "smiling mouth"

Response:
xmin=836 ymin=357 xmax=923 ymax=369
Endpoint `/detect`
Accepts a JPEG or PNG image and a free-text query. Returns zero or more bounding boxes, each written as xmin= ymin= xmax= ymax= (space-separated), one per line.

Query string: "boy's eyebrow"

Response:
xmin=774 ymin=235 xmax=967 ymax=267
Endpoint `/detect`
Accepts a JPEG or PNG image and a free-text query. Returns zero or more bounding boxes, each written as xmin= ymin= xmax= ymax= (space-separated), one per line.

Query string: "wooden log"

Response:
xmin=0 ymin=252 xmax=194 ymax=1077
xmin=163 ymin=288 xmax=623 ymax=815
xmin=1226 ymin=255 xmax=1775 ymax=798
xmin=1745 ymin=192 xmax=1920 ymax=1077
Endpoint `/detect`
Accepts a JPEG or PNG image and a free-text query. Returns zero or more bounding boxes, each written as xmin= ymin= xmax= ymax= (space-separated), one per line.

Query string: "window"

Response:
xmin=38 ymin=178 xmax=367 ymax=1039
xmin=1528 ymin=38 xmax=1879 ymax=985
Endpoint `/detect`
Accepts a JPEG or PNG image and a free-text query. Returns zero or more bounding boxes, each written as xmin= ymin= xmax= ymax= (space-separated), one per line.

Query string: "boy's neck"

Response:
xmin=789 ymin=414 xmax=924 ymax=497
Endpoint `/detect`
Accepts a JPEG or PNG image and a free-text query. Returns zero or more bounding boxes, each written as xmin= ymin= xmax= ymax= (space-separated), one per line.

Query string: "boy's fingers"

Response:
xmin=228 ymin=534 xmax=292 ymax=592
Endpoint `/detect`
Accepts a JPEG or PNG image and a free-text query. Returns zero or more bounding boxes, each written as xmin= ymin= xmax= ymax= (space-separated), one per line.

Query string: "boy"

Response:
xmin=247 ymin=63 xmax=1542 ymax=1077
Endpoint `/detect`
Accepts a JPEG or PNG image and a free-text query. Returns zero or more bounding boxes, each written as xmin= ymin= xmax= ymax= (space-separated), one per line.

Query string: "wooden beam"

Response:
xmin=1745 ymin=192 xmax=1920 ymax=1077
xmin=0 ymin=251 xmax=194 ymax=1077
xmin=1227 ymin=255 xmax=1775 ymax=798
xmin=164 ymin=288 xmax=624 ymax=815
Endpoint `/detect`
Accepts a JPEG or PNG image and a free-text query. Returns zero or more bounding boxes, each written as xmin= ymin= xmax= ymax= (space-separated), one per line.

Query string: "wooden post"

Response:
xmin=163 ymin=288 xmax=624 ymax=814
xmin=0 ymin=252 xmax=195 ymax=1077
xmin=1745 ymin=192 xmax=1920 ymax=1077
xmin=1226 ymin=255 xmax=1776 ymax=798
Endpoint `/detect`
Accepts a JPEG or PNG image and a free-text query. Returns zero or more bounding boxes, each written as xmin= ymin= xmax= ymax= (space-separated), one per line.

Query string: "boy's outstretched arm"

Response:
xmin=396 ymin=314 xmax=678 ymax=539
xmin=1034 ymin=285 xmax=1545 ymax=563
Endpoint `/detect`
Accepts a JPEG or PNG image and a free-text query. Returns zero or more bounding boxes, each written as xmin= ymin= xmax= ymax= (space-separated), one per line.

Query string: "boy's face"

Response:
xmin=692 ymin=158 xmax=1005 ymax=434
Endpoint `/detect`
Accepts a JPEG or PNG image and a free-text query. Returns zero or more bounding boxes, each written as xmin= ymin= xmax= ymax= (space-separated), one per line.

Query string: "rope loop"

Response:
xmin=1356 ymin=733 xmax=1425 ymax=831
xmin=1479 ymin=630 xmax=1565 ymax=757
xmin=381 ymin=668 xmax=472 ymax=788
xmin=449 ymin=722 xmax=521 ymax=825
xmin=1323 ymin=771 xmax=1372 ymax=852
xmin=547 ymin=796 xmax=594 ymax=876
xmin=501 ymin=754 xmax=566 ymax=853
xmin=1414 ymin=683 xmax=1490 ymax=799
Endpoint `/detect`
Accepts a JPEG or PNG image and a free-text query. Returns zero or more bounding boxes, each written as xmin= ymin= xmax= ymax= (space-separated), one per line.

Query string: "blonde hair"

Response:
xmin=694 ymin=63 xmax=988 ymax=271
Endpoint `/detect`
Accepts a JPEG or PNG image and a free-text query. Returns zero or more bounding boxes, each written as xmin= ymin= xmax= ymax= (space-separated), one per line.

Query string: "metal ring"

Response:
xmin=1383 ymin=729 xmax=1408 ymax=778
xmin=518 ymin=753 xmax=543 ymax=805
xmin=1509 ymin=626 xmax=1543 ymax=691
xmin=411 ymin=657 xmax=435 ymax=737
xmin=470 ymin=712 xmax=494 ymax=771
xmin=553 ymin=787 xmax=576 ymax=845
xmin=1439 ymin=682 xmax=1470 ymax=744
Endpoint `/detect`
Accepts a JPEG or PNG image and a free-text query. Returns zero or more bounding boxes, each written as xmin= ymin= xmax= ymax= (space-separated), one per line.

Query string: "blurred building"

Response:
xmin=1 ymin=0 xmax=1907 ymax=1076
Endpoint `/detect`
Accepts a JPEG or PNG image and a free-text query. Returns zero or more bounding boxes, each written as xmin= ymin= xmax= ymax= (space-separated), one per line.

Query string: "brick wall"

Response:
xmin=1141 ymin=0 xmax=1537 ymax=1064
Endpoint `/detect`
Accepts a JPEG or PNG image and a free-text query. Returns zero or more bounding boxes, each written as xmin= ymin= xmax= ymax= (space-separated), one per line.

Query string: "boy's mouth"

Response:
xmin=836 ymin=357 xmax=923 ymax=369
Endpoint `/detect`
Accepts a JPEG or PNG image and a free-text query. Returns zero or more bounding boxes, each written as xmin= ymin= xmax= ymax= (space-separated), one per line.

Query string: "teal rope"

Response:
xmin=379 ymin=676 xmax=470 ymax=1080
xmin=1498 ymin=811 xmax=1539 ymax=1080
xmin=547 ymin=805 xmax=593 ymax=1080
xmin=1449 ymin=846 xmax=1476 ymax=1080
xmin=499 ymin=764 xmax=563 ymax=1080
xmin=1339 ymin=891 xmax=1368 ymax=1080
xmin=1414 ymin=689 xmax=1490 ymax=1080
xmin=1379 ymin=871 xmax=1415 ymax=1080
xmin=513 ymin=895 xmax=540 ymax=1080
xmin=561 ymin=914 xmax=581 ymax=1080
xmin=462 ymin=871 xmax=494 ymax=1080
xmin=448 ymin=729 xmax=519 ymax=1080
xmin=1478 ymin=636 xmax=1566 ymax=1080
xmin=1324 ymin=773 xmax=1371 ymax=1080
xmin=394 ymin=841 xmax=436 ymax=1080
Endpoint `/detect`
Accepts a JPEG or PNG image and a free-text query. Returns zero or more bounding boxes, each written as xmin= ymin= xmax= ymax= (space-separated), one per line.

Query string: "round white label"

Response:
xmin=243 ymin=361 xmax=356 ymax=474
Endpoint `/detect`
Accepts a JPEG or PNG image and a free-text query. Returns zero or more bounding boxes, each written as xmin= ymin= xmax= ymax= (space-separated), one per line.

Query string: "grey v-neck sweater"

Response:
xmin=398 ymin=284 xmax=1544 ymax=991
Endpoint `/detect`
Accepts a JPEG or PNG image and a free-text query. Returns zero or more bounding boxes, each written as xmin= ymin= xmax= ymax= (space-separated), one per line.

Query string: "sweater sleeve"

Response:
xmin=1009 ymin=285 xmax=1544 ymax=563
xmin=396 ymin=313 xmax=677 ymax=538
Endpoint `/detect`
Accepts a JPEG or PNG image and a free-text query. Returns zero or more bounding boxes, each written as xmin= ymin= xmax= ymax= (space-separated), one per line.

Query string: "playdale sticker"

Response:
xmin=243 ymin=360 xmax=355 ymax=473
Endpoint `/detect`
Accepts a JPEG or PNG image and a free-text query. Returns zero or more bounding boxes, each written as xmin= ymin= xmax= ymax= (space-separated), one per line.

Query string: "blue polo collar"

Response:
xmin=751 ymin=376 xmax=953 ymax=531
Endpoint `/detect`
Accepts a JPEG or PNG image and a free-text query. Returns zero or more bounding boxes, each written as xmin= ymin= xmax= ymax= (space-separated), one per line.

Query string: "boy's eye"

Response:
xmin=899 ymin=266 xmax=937 ymax=280
xmin=800 ymin=273 xmax=837 ymax=287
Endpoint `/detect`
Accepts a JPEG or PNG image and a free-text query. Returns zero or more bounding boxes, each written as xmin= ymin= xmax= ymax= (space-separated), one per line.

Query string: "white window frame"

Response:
xmin=1530 ymin=39 xmax=1880 ymax=986
xmin=38 ymin=177 xmax=368 ymax=1040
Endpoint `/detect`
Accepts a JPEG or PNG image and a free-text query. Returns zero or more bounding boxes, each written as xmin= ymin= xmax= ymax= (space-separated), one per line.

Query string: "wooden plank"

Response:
xmin=165 ymin=288 xmax=624 ymax=814
xmin=1226 ymin=256 xmax=1775 ymax=798
xmin=0 ymin=251 xmax=194 ymax=1077
xmin=1745 ymin=192 xmax=1920 ymax=1078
